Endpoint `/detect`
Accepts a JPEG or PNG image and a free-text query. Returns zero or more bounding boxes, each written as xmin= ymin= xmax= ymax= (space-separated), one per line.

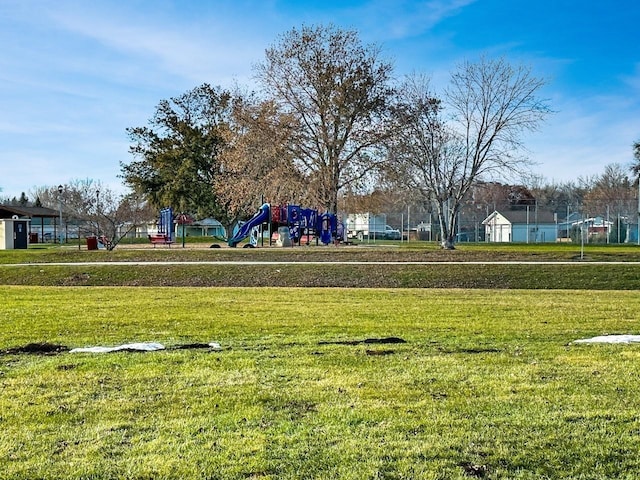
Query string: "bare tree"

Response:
xmin=583 ymin=164 xmax=634 ymax=216
xmin=389 ymin=59 xmax=550 ymax=248
xmin=254 ymin=24 xmax=394 ymax=213
xmin=630 ymin=140 xmax=640 ymax=177
xmin=630 ymin=140 xmax=640 ymax=236
xmin=33 ymin=180 xmax=152 ymax=250
xmin=214 ymin=98 xmax=307 ymax=231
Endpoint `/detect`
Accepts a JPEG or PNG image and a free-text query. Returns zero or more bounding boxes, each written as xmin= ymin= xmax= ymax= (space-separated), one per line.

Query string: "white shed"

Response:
xmin=482 ymin=211 xmax=512 ymax=242
xmin=0 ymin=218 xmax=31 ymax=249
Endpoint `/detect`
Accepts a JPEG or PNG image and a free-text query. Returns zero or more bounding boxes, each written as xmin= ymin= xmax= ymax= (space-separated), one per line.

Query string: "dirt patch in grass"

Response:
xmin=443 ymin=347 xmax=502 ymax=354
xmin=318 ymin=337 xmax=407 ymax=346
xmin=2 ymin=342 xmax=69 ymax=355
xmin=1 ymin=342 xmax=222 ymax=355
xmin=460 ymin=462 xmax=490 ymax=478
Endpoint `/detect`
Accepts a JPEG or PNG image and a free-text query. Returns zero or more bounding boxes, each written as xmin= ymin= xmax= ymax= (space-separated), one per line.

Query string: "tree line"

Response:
xmin=121 ymin=24 xmax=552 ymax=249
xmin=3 ymin=24 xmax=640 ymax=249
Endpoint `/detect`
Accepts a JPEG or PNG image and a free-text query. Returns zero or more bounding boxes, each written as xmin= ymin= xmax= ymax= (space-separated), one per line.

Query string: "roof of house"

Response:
xmin=484 ymin=209 xmax=557 ymax=225
xmin=0 ymin=205 xmax=60 ymax=218
xmin=191 ymin=217 xmax=223 ymax=227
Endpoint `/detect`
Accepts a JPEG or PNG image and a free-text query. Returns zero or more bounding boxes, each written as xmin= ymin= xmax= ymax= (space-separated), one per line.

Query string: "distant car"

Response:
xmin=384 ymin=225 xmax=401 ymax=240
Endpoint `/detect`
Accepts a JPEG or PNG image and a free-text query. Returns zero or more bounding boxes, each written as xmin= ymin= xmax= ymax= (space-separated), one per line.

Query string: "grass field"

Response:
xmin=2 ymin=241 xmax=640 ymax=289
xmin=2 ymin=286 xmax=640 ymax=479
xmin=2 ymin=243 xmax=640 ymax=479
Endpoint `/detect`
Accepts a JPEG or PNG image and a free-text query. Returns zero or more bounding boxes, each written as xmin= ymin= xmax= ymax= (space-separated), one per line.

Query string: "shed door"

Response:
xmin=14 ymin=221 xmax=28 ymax=249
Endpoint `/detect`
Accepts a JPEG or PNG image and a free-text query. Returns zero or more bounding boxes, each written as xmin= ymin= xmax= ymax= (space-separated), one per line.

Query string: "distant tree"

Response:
xmin=507 ymin=185 xmax=536 ymax=207
xmin=255 ymin=24 xmax=395 ymax=213
xmin=35 ymin=180 xmax=152 ymax=250
xmin=214 ymin=98 xmax=306 ymax=231
xmin=525 ymin=175 xmax=584 ymax=215
xmin=388 ymin=59 xmax=550 ymax=248
xmin=583 ymin=163 xmax=634 ymax=217
xmin=630 ymin=140 xmax=640 ymax=177
xmin=18 ymin=192 xmax=29 ymax=206
xmin=34 ymin=197 xmax=42 ymax=207
xmin=631 ymin=140 xmax=640 ymax=230
xmin=123 ymin=84 xmax=236 ymax=220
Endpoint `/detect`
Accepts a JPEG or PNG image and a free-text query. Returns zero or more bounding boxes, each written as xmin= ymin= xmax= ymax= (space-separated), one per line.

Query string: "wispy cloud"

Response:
xmin=622 ymin=63 xmax=640 ymax=93
xmin=527 ymin=91 xmax=640 ymax=182
xmin=351 ymin=0 xmax=476 ymax=40
xmin=41 ymin=2 xmax=266 ymax=87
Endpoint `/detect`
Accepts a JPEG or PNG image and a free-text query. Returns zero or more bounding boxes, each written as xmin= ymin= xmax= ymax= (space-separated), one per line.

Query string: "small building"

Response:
xmin=482 ymin=209 xmax=558 ymax=243
xmin=415 ymin=221 xmax=434 ymax=241
xmin=0 ymin=218 xmax=31 ymax=249
xmin=176 ymin=218 xmax=226 ymax=238
xmin=0 ymin=205 xmax=59 ymax=246
xmin=571 ymin=217 xmax=613 ymax=239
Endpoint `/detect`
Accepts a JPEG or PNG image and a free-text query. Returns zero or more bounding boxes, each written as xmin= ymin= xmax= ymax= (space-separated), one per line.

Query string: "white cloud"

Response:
xmin=622 ymin=63 xmax=640 ymax=93
xmin=42 ymin=2 xmax=266 ymax=88
xmin=527 ymin=91 xmax=640 ymax=182
xmin=332 ymin=0 xmax=477 ymax=42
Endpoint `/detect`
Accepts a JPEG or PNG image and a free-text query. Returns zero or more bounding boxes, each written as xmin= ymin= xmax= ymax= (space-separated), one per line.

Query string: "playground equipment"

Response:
xmin=228 ymin=203 xmax=340 ymax=248
xmin=148 ymin=207 xmax=175 ymax=246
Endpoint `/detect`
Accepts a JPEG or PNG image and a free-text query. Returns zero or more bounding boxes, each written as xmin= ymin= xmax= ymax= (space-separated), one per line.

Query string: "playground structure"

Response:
xmin=148 ymin=207 xmax=175 ymax=246
xmin=151 ymin=205 xmax=342 ymax=248
xmin=228 ymin=203 xmax=341 ymax=248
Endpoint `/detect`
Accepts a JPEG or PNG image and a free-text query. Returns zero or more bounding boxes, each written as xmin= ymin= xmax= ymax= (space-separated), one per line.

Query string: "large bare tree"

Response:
xmin=214 ymin=98 xmax=307 ymax=230
xmin=254 ymin=24 xmax=394 ymax=213
xmin=389 ymin=59 xmax=550 ymax=248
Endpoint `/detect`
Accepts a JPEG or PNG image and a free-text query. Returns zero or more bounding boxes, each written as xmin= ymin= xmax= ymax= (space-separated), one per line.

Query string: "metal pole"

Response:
xmin=96 ymin=189 xmax=100 ymax=239
xmin=407 ymin=205 xmax=410 ymax=243
xmin=581 ymin=215 xmax=585 ymax=260
xmin=526 ymin=205 xmax=530 ymax=243
xmin=57 ymin=185 xmax=63 ymax=244
xmin=182 ymin=219 xmax=186 ymax=248
xmin=606 ymin=205 xmax=610 ymax=244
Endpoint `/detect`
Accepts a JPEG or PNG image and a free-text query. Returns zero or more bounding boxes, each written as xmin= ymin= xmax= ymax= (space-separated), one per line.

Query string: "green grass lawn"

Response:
xmin=2 ymin=286 xmax=640 ymax=479
xmin=3 ymin=242 xmax=640 ymax=290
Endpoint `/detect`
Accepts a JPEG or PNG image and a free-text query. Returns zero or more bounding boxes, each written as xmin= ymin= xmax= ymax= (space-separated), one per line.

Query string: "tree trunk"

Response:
xmin=435 ymin=198 xmax=457 ymax=249
xmin=441 ymin=235 xmax=456 ymax=250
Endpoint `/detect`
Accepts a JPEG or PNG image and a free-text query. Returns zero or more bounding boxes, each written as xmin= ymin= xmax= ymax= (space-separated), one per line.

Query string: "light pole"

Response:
xmin=95 ymin=189 xmax=100 ymax=239
xmin=57 ymin=185 xmax=63 ymax=244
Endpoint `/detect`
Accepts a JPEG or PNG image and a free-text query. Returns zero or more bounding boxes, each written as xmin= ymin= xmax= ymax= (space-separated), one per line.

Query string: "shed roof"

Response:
xmin=191 ymin=217 xmax=224 ymax=227
xmin=0 ymin=205 xmax=59 ymax=218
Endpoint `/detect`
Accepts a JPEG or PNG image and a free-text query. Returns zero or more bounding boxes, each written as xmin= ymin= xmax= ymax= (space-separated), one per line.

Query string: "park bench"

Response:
xmin=148 ymin=234 xmax=174 ymax=247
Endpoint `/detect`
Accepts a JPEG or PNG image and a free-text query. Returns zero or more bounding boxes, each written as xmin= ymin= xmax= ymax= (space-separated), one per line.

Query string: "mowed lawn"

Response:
xmin=2 ymin=286 xmax=640 ymax=479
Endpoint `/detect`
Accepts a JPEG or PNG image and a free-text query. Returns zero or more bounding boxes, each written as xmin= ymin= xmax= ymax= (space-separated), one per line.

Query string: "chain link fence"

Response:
xmin=385 ymin=201 xmax=640 ymax=244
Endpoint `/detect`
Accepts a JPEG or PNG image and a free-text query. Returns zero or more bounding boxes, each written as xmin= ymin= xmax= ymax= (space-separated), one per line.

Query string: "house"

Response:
xmin=175 ymin=218 xmax=226 ymax=238
xmin=482 ymin=209 xmax=558 ymax=243
xmin=556 ymin=212 xmax=582 ymax=241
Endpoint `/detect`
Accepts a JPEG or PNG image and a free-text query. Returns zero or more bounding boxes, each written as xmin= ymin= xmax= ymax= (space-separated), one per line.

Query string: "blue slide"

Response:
xmin=228 ymin=203 xmax=270 ymax=247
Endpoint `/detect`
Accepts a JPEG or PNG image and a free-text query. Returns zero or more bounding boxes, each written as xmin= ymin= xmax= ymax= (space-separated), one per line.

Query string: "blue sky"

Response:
xmin=1 ymin=0 xmax=639 ymax=200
